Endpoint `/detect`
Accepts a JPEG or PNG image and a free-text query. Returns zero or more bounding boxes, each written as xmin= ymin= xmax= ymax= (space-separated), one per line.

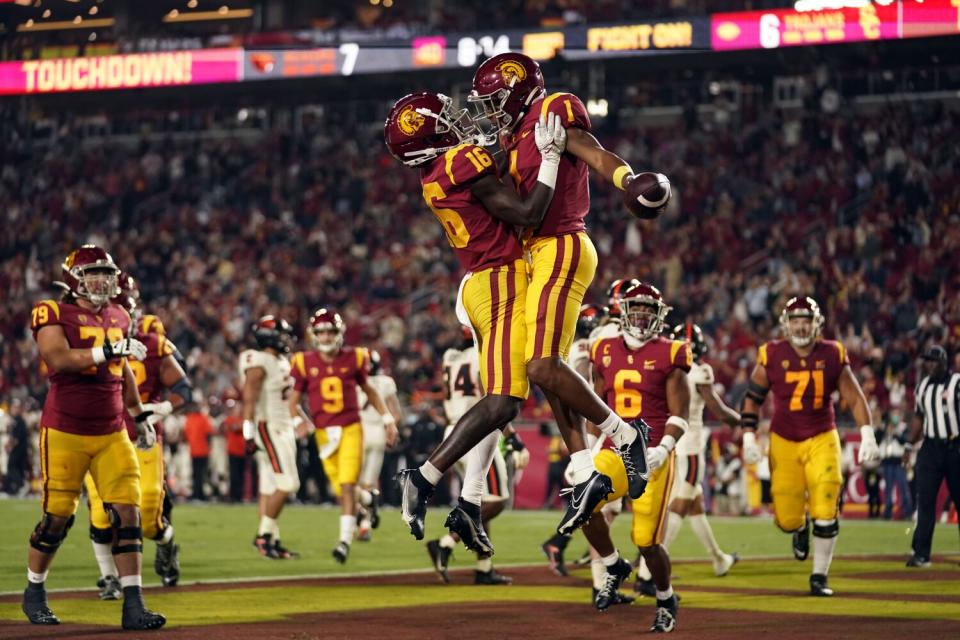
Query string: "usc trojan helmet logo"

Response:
xmin=397 ymin=105 xmax=426 ymax=136
xmin=495 ymin=60 xmax=527 ymax=86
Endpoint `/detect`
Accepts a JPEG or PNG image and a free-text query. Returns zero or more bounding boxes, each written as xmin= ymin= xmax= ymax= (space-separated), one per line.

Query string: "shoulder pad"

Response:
xmin=539 ymin=92 xmax=591 ymax=131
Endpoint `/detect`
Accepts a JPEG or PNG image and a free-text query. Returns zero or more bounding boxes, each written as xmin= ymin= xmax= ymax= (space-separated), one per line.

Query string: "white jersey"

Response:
xmin=442 ymin=346 xmax=481 ymax=424
xmin=676 ymin=360 xmax=714 ymax=455
xmin=568 ymin=322 xmax=620 ymax=373
xmin=238 ymin=349 xmax=294 ymax=428
xmin=359 ymin=374 xmax=398 ymax=432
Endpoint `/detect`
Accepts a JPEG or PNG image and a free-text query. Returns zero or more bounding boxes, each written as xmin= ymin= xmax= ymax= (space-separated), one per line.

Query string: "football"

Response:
xmin=623 ymin=172 xmax=671 ymax=219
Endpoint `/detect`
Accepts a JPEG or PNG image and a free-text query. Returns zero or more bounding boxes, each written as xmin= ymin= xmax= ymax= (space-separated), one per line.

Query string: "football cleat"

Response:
xmin=650 ymin=596 xmax=678 ymax=633
xmin=332 ymin=541 xmax=350 ymax=564
xmin=155 ymin=541 xmax=180 ymax=586
xmin=809 ymin=573 xmax=834 ymax=597
xmin=444 ymin=499 xmax=494 ymax=556
xmin=542 ymin=540 xmax=568 ymax=577
xmin=793 ymin=518 xmax=810 ymax=561
xmin=634 ymin=578 xmax=657 ymax=597
xmin=592 ymin=587 xmax=635 ymax=607
xmin=98 ymin=575 xmax=122 ymax=600
xmin=122 ymin=603 xmax=166 ymax=631
xmin=713 ymin=552 xmax=738 ymax=577
xmin=398 ymin=469 xmax=434 ymax=540
xmin=426 ymin=540 xmax=453 ymax=584
xmin=474 ymin=568 xmax=512 ymax=585
xmin=556 ymin=471 xmax=613 ymax=536
xmin=620 ymin=419 xmax=651 ymax=499
xmin=906 ymin=555 xmax=931 ymax=568
xmin=273 ymin=539 xmax=299 ymax=559
xmin=253 ymin=533 xmax=280 ymax=559
xmin=595 ymin=557 xmax=634 ymax=611
xmin=356 ymin=527 xmax=372 ymax=542
xmin=369 ymin=489 xmax=381 ymax=529
xmin=22 ymin=587 xmax=59 ymax=625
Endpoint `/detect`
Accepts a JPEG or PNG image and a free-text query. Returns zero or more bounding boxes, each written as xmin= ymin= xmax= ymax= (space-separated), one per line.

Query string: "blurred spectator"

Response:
xmin=714 ymin=443 xmax=743 ymax=515
xmin=223 ymin=398 xmax=249 ymax=503
xmin=184 ymin=405 xmax=214 ymax=501
xmin=880 ymin=415 xmax=913 ymax=520
xmin=541 ymin=422 xmax=569 ymax=509
xmin=3 ymin=399 xmax=30 ymax=495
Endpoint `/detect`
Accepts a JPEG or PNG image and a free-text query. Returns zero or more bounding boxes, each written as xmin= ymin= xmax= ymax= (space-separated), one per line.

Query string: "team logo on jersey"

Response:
xmin=800 ymin=359 xmax=807 ymax=367
xmin=110 ymin=318 xmax=118 ymax=325
xmin=644 ymin=360 xmax=656 ymax=370
xmin=782 ymin=360 xmax=790 ymax=369
xmin=602 ymin=355 xmax=612 ymax=367
xmin=78 ymin=314 xmax=87 ymax=323
xmin=398 ymin=105 xmax=425 ymax=136
xmin=310 ymin=367 xmax=319 ymax=377
xmin=627 ymin=355 xmax=634 ymax=365
xmin=815 ymin=360 xmax=826 ymax=370
xmin=496 ymin=60 xmax=527 ymax=85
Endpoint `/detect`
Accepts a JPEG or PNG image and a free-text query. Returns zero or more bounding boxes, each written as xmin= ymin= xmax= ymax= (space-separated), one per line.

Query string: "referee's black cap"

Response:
xmin=921 ymin=345 xmax=948 ymax=363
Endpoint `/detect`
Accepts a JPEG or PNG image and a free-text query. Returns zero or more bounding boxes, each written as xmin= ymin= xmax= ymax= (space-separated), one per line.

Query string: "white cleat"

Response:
xmin=714 ymin=552 xmax=738 ymax=577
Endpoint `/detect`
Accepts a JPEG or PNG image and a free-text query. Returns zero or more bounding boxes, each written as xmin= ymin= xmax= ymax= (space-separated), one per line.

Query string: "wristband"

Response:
xmin=134 ymin=411 xmax=151 ymax=424
xmin=92 ymin=347 xmax=106 ymax=365
xmin=292 ymin=416 xmax=304 ymax=429
xmin=659 ymin=434 xmax=676 ymax=453
xmin=536 ymin=160 xmax=559 ymax=189
xmin=741 ymin=412 xmax=759 ymax=431
xmin=612 ymin=165 xmax=634 ymax=190
xmin=665 ymin=415 xmax=689 ymax=433
xmin=242 ymin=419 xmax=257 ymax=440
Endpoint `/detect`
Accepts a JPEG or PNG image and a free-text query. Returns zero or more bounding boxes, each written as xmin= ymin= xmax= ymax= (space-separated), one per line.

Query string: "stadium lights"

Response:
xmin=188 ymin=0 xmax=198 ymax=7
xmin=89 ymin=5 xmax=97 ymax=15
xmin=17 ymin=17 xmax=113 ymax=31
xmin=162 ymin=8 xmax=253 ymax=22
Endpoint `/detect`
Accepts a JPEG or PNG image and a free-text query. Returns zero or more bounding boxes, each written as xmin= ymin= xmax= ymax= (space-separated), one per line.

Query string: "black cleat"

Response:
xmin=542 ymin=541 xmax=568 ymax=577
xmin=634 ymin=578 xmax=657 ymax=597
xmin=651 ymin=596 xmax=678 ymax=633
xmin=809 ymin=573 xmax=834 ymax=597
xmin=592 ymin=587 xmax=636 ymax=607
xmin=332 ymin=541 xmax=350 ymax=564
xmin=155 ymin=542 xmax=180 ymax=586
xmin=426 ymin=540 xmax=452 ymax=584
xmin=906 ymin=555 xmax=931 ymax=568
xmin=273 ymin=539 xmax=299 ymax=559
xmin=620 ymin=419 xmax=651 ymax=499
xmin=475 ymin=568 xmax=512 ymax=585
xmin=595 ymin=557 xmax=634 ymax=611
xmin=253 ymin=533 xmax=280 ymax=559
xmin=23 ymin=587 xmax=59 ymax=625
xmin=98 ymin=575 xmax=122 ymax=600
xmin=369 ymin=489 xmax=381 ymax=529
xmin=445 ymin=499 xmax=494 ymax=556
xmin=556 ymin=471 xmax=613 ymax=536
xmin=122 ymin=605 xmax=166 ymax=631
xmin=398 ymin=469 xmax=434 ymax=540
xmin=793 ymin=518 xmax=810 ymax=561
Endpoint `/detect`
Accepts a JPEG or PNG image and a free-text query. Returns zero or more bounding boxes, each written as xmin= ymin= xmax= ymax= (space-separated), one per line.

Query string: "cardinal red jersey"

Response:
xmin=123 ymin=332 xmax=176 ymax=441
xmin=758 ymin=339 xmax=849 ymax=442
xmin=502 ymin=92 xmax=592 ymax=238
xmin=591 ymin=336 xmax=692 ymax=447
xmin=31 ymin=299 xmax=132 ymax=436
xmin=419 ymin=143 xmax=523 ymax=273
xmin=291 ymin=347 xmax=369 ymax=429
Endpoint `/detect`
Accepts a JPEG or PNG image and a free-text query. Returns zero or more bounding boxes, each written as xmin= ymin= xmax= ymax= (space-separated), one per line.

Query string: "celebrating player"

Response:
xmin=356 ymin=350 xmax=402 ymax=541
xmin=289 ymin=308 xmax=398 ymax=563
xmin=241 ymin=316 xmax=302 ymax=560
xmin=471 ymin=53 xmax=661 ymax=534
xmin=385 ymin=92 xmax=566 ymax=542
xmin=24 ymin=245 xmax=165 ymax=630
xmin=740 ymin=296 xmax=880 ymax=596
xmin=86 ymin=273 xmax=192 ymax=598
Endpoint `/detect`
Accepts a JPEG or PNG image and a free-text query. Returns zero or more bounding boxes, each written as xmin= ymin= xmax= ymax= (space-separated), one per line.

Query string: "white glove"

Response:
xmin=858 ymin=425 xmax=881 ymax=464
xmin=647 ymin=445 xmax=669 ymax=472
xmin=142 ymin=401 xmax=174 ymax=417
xmin=563 ymin=460 xmax=575 ymax=486
xmin=382 ymin=412 xmax=398 ymax=447
xmin=512 ymin=447 xmax=531 ymax=470
xmin=742 ymin=431 xmax=762 ymax=465
xmin=134 ymin=411 xmax=160 ymax=450
xmin=535 ymin=112 xmax=567 ymax=165
xmin=95 ymin=337 xmax=147 ymax=363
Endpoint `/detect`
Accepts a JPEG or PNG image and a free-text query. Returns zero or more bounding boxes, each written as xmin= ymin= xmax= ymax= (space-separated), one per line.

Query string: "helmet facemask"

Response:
xmin=76 ymin=266 xmax=119 ymax=307
xmin=401 ymin=94 xmax=485 ymax=166
xmin=468 ymin=83 xmax=543 ymax=142
xmin=313 ymin=327 xmax=343 ymax=354
xmin=779 ymin=298 xmax=824 ymax=348
xmin=621 ymin=297 xmax=670 ymax=348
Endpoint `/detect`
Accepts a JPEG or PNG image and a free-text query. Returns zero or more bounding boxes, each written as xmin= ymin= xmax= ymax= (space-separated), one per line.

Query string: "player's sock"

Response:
xmin=569 ymin=450 xmax=597 ymax=484
xmin=600 ymin=550 xmax=620 ymax=567
xmin=662 ymin=512 xmax=683 ymax=550
xmin=358 ymin=488 xmax=373 ymax=507
xmin=477 ymin=556 xmax=493 ymax=572
xmin=339 ymin=515 xmax=357 ymax=545
xmin=27 ymin=569 xmax=48 ymax=586
xmin=439 ymin=534 xmax=457 ymax=549
xmin=812 ymin=523 xmax=838 ymax=576
xmin=92 ymin=540 xmax=118 ymax=579
xmin=637 ymin=556 xmax=652 ymax=581
xmin=596 ymin=411 xmax=635 ymax=448
xmin=590 ymin=557 xmax=606 ymax=589
xmin=418 ymin=462 xmax=443 ymax=486
xmin=158 ymin=525 xmax=175 ymax=544
xmin=461 ymin=430 xmax=499 ymax=506
xmin=258 ymin=515 xmax=277 ymax=537
xmin=656 ymin=585 xmax=674 ymax=604
xmin=690 ymin=513 xmax=723 ymax=560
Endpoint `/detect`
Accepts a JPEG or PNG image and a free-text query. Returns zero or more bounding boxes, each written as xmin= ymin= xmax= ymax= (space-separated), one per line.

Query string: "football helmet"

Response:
xmin=61 ymin=244 xmax=120 ymax=307
xmin=606 ymin=278 xmax=640 ymax=319
xmin=670 ymin=322 xmax=707 ymax=361
xmin=310 ymin=308 xmax=345 ymax=354
xmin=369 ymin=349 xmax=382 ymax=376
xmin=576 ymin=303 xmax=607 ymax=339
xmin=779 ymin=296 xmax=824 ymax=348
xmin=252 ymin=315 xmax=295 ymax=354
xmin=619 ymin=281 xmax=671 ymax=347
xmin=384 ymin=92 xmax=483 ymax=167
xmin=469 ymin=52 xmax=545 ymax=139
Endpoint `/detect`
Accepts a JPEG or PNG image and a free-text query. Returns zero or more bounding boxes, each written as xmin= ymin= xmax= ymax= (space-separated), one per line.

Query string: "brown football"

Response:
xmin=623 ymin=172 xmax=671 ymax=220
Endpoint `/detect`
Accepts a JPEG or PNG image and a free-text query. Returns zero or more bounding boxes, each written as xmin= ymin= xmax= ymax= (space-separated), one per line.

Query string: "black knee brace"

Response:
xmin=105 ymin=504 xmax=144 ymax=555
xmin=29 ymin=514 xmax=75 ymax=554
xmin=812 ymin=519 xmax=839 ymax=539
xmin=89 ymin=524 xmax=113 ymax=544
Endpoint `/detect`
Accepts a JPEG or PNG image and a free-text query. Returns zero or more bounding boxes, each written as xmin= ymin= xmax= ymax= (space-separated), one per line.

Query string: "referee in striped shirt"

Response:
xmin=906 ymin=345 xmax=960 ymax=567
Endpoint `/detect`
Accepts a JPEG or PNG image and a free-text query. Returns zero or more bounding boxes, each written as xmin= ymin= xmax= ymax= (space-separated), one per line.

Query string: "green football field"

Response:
xmin=0 ymin=499 xmax=958 ymax=638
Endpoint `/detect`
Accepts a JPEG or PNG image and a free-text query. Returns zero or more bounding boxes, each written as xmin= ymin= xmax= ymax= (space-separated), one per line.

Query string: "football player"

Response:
xmin=425 ymin=326 xmax=525 ymax=586
xmin=289 ymin=308 xmax=398 ymax=563
xmin=471 ymin=54 xmax=661 ymax=534
xmin=86 ymin=273 xmax=192 ymax=599
xmin=356 ymin=350 xmax=402 ymax=541
xmin=635 ymin=323 xmax=740 ymax=596
xmin=740 ymin=297 xmax=881 ymax=596
xmin=241 ymin=316 xmax=302 ymax=560
xmin=25 ymin=245 xmax=165 ymax=630
xmin=385 ymin=92 xmax=569 ymax=542
xmin=588 ymin=281 xmax=690 ymax=632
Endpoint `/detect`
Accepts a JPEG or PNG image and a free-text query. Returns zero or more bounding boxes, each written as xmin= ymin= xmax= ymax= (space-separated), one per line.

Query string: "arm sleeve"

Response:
xmin=540 ymin=93 xmax=592 ymax=132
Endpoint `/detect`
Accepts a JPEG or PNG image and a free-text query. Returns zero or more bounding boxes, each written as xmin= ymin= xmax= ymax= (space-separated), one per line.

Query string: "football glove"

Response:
xmin=98 ymin=337 xmax=147 ymax=363
xmin=858 ymin=425 xmax=881 ymax=464
xmin=133 ymin=410 xmax=159 ymax=450
xmin=142 ymin=401 xmax=174 ymax=417
xmin=504 ymin=431 xmax=530 ymax=470
xmin=535 ymin=112 xmax=567 ymax=165
xmin=741 ymin=431 xmax=762 ymax=465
